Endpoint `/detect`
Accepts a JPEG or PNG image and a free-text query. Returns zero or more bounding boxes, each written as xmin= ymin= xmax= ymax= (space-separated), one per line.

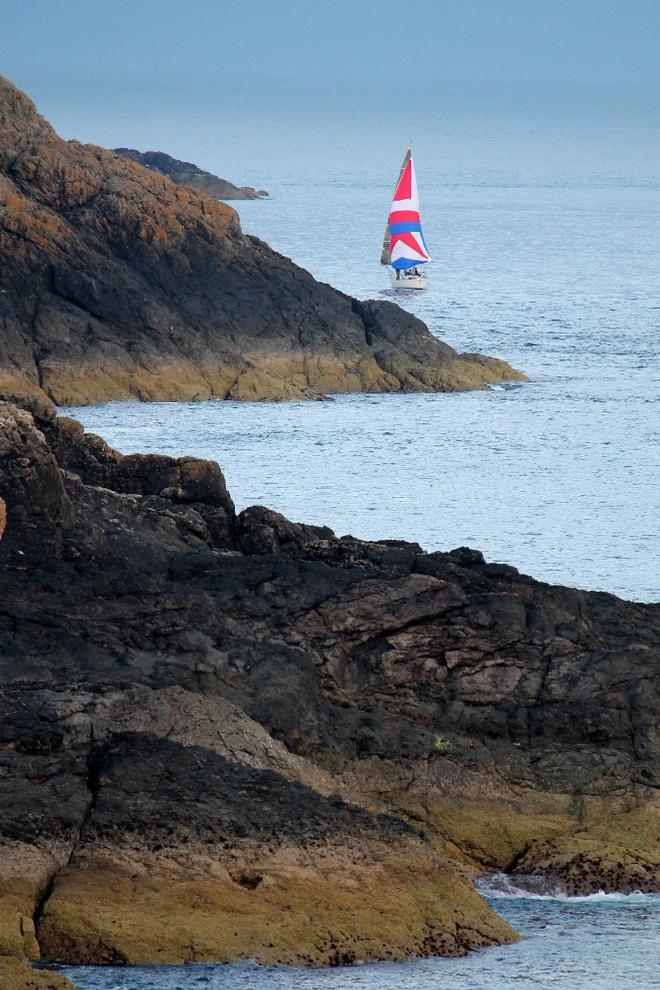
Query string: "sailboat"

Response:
xmin=381 ymin=147 xmax=430 ymax=289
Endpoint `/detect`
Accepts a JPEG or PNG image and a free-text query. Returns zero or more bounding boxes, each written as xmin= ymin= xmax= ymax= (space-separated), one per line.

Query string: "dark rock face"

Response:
xmin=0 ymin=405 xmax=72 ymax=555
xmin=0 ymin=74 xmax=524 ymax=407
xmin=0 ymin=405 xmax=658 ymax=964
xmin=113 ymin=148 xmax=268 ymax=200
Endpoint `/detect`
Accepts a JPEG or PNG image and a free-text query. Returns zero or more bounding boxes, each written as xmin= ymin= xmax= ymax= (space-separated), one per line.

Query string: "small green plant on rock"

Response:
xmin=433 ymin=735 xmax=452 ymax=752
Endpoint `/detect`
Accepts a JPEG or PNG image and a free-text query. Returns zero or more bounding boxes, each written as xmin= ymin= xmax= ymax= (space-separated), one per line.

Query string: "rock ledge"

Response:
xmin=0 ymin=401 xmax=657 ymax=967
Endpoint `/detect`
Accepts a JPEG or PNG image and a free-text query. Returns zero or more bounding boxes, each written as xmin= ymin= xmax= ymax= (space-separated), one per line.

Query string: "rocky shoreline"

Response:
xmin=0 ymin=75 xmax=524 ymax=408
xmin=113 ymin=148 xmax=269 ymax=200
xmin=0 ymin=956 xmax=76 ymax=990
xmin=0 ymin=398 xmax=657 ymax=973
xmin=0 ymin=68 xmax=657 ymax=985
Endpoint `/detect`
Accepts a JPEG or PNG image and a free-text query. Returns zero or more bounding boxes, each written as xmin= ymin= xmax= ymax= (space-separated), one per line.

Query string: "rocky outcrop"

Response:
xmin=0 ymin=957 xmax=75 ymax=990
xmin=114 ymin=148 xmax=268 ymax=200
xmin=35 ymin=732 xmax=513 ymax=966
xmin=0 ymin=75 xmax=524 ymax=407
xmin=0 ymin=402 xmax=657 ymax=967
xmin=511 ymin=806 xmax=659 ymax=894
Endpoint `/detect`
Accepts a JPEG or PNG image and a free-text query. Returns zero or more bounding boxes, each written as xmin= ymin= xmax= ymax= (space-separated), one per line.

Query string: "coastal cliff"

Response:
xmin=0 ymin=75 xmax=524 ymax=407
xmin=0 ymin=401 xmax=657 ymax=968
xmin=113 ymin=148 xmax=268 ymax=200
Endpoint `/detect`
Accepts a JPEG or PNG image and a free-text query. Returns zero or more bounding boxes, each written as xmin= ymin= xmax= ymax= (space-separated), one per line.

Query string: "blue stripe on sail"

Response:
xmin=389 ymin=221 xmax=422 ymax=234
xmin=392 ymin=257 xmax=429 ymax=270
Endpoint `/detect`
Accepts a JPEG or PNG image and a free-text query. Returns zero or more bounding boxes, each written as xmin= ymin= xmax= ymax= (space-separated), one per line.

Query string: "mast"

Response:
xmin=380 ymin=146 xmax=412 ymax=265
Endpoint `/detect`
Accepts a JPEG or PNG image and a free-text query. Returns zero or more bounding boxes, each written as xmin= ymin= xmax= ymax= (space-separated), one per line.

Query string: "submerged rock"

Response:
xmin=0 ymin=75 xmax=525 ymax=407
xmin=0 ymin=402 xmax=657 ymax=966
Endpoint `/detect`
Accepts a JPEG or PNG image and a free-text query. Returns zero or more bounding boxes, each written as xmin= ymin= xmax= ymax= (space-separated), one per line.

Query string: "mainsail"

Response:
xmin=380 ymin=148 xmax=430 ymax=270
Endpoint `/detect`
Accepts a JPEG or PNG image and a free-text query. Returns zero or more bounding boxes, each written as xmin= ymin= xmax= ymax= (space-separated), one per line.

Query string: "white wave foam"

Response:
xmin=477 ymin=872 xmax=658 ymax=902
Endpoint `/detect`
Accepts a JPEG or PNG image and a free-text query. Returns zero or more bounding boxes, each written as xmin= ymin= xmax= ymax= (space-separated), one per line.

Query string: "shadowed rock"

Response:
xmin=0 ymin=402 xmax=657 ymax=967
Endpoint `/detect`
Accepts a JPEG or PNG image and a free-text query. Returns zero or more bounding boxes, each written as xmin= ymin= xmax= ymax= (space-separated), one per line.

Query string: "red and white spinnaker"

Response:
xmin=381 ymin=148 xmax=431 ymax=287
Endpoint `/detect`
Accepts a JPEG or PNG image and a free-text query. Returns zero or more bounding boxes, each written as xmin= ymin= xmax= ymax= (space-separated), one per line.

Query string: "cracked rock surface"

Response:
xmin=0 ymin=74 xmax=524 ymax=407
xmin=0 ymin=400 xmax=658 ymax=967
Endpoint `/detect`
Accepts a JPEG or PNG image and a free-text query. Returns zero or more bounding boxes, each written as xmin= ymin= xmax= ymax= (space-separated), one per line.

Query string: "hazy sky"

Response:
xmin=2 ymin=0 xmax=659 ymax=87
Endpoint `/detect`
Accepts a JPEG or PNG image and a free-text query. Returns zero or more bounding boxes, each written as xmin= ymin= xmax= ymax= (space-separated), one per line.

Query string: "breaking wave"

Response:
xmin=477 ymin=872 xmax=657 ymax=902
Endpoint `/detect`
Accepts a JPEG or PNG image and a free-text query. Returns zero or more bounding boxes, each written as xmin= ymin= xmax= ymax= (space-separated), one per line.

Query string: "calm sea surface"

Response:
xmin=19 ymin=74 xmax=659 ymax=987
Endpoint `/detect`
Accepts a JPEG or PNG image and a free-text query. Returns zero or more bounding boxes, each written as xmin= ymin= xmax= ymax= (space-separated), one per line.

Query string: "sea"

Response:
xmin=15 ymin=72 xmax=660 ymax=986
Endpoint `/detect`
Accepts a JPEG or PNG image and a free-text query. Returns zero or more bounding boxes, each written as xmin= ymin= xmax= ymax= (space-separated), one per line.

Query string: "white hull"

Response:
xmin=389 ymin=269 xmax=427 ymax=290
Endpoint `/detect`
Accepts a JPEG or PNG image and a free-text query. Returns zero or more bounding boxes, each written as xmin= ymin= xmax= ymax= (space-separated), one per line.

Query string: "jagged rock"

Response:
xmin=0 ymin=74 xmax=525 ymax=406
xmin=113 ymin=148 xmax=269 ymax=200
xmin=236 ymin=505 xmax=334 ymax=555
xmin=0 ymin=403 xmax=657 ymax=967
xmin=0 ymin=404 xmax=72 ymax=555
